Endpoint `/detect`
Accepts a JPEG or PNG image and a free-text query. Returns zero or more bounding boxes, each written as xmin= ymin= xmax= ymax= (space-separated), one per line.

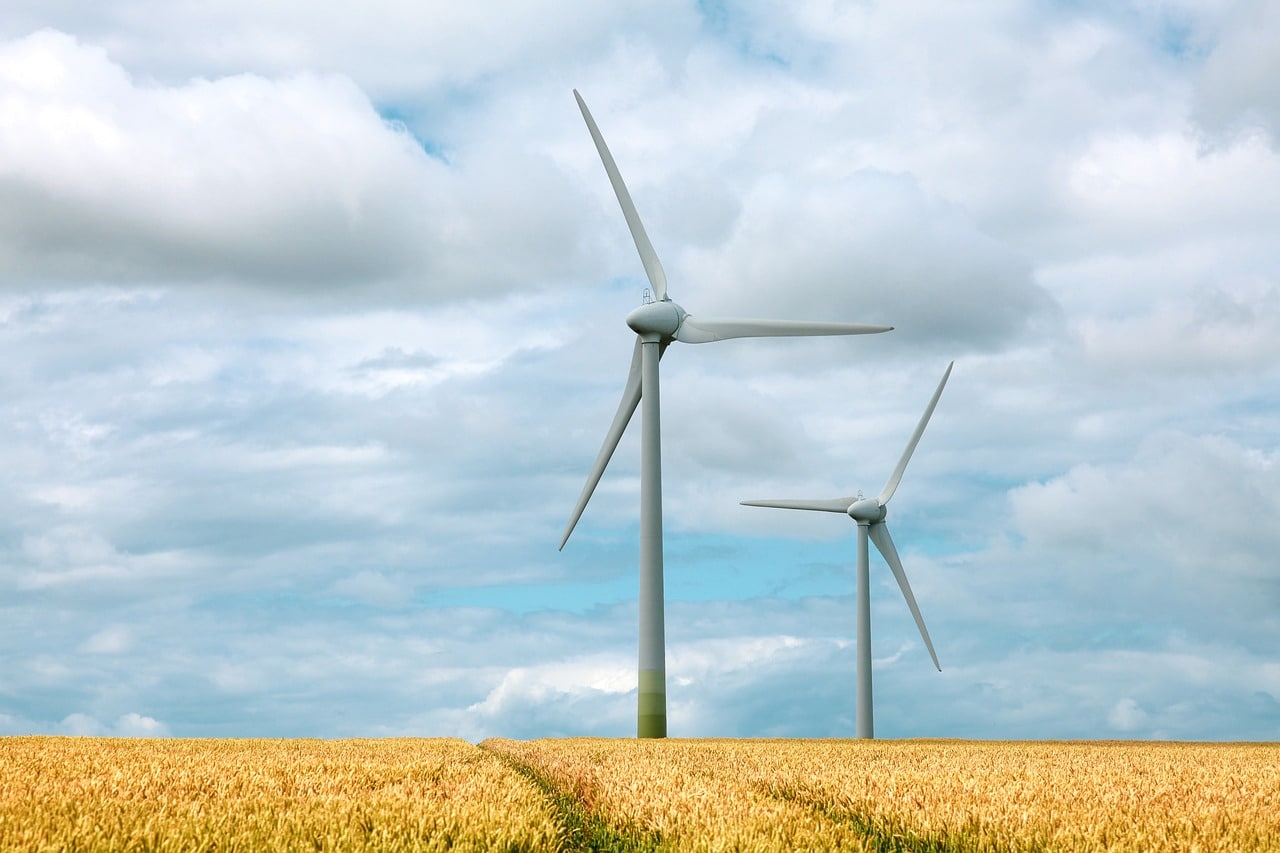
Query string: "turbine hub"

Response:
xmin=847 ymin=498 xmax=886 ymax=523
xmin=626 ymin=300 xmax=685 ymax=340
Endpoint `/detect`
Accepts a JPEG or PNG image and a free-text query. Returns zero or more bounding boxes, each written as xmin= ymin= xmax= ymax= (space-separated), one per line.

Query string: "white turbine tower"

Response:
xmin=561 ymin=90 xmax=894 ymax=738
xmin=741 ymin=361 xmax=953 ymax=738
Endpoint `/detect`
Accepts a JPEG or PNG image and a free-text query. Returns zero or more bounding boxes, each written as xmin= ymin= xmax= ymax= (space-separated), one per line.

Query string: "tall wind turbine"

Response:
xmin=561 ymin=90 xmax=893 ymax=738
xmin=741 ymin=361 xmax=953 ymax=738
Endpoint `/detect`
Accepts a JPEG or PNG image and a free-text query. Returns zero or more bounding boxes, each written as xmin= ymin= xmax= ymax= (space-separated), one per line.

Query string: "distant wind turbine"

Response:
xmin=741 ymin=361 xmax=954 ymax=738
xmin=561 ymin=89 xmax=893 ymax=738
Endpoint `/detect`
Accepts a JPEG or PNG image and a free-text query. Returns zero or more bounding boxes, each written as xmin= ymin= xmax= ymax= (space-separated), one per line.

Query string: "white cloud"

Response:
xmin=681 ymin=170 xmax=1053 ymax=353
xmin=0 ymin=31 xmax=437 ymax=289
xmin=329 ymin=570 xmax=411 ymax=609
xmin=56 ymin=712 xmax=169 ymax=737
xmin=0 ymin=30 xmax=594 ymax=301
xmin=0 ymin=1 xmax=699 ymax=100
xmin=114 ymin=712 xmax=171 ymax=737
xmin=80 ymin=625 xmax=133 ymax=654
xmin=1108 ymin=697 xmax=1149 ymax=732
xmin=1057 ymin=129 xmax=1280 ymax=258
xmin=59 ymin=713 xmax=104 ymax=736
xmin=0 ymin=4 xmax=1277 ymax=743
xmin=1010 ymin=432 xmax=1280 ymax=583
xmin=1074 ymin=279 xmax=1280 ymax=374
xmin=469 ymin=654 xmax=634 ymax=718
xmin=1192 ymin=0 xmax=1280 ymax=144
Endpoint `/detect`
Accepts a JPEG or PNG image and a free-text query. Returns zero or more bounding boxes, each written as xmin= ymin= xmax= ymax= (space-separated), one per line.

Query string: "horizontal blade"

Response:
xmin=740 ymin=497 xmax=855 ymax=513
xmin=574 ymin=90 xmax=668 ymax=301
xmin=676 ymin=316 xmax=893 ymax=344
xmin=868 ymin=521 xmax=941 ymax=671
xmin=559 ymin=338 xmax=644 ymax=549
xmin=878 ymin=360 xmax=953 ymax=506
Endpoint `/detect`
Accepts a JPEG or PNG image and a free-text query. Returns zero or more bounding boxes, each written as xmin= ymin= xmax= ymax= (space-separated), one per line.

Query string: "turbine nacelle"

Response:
xmin=626 ymin=300 xmax=685 ymax=339
xmin=846 ymin=498 xmax=886 ymax=523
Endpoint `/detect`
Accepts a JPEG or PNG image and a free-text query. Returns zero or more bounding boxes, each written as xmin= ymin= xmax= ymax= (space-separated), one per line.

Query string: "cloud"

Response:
xmin=0 ymin=31 xmax=433 ymax=289
xmin=0 ymin=30 xmax=593 ymax=301
xmin=1108 ymin=697 xmax=1149 ymax=732
xmin=0 ymin=1 xmax=700 ymax=100
xmin=329 ymin=570 xmax=412 ymax=609
xmin=1053 ymin=129 xmax=1280 ymax=262
xmin=0 ymin=4 xmax=1277 ymax=744
xmin=114 ymin=712 xmax=172 ymax=737
xmin=1071 ymin=278 xmax=1280 ymax=377
xmin=1010 ymin=432 xmax=1280 ymax=591
xmin=1192 ymin=0 xmax=1280 ymax=145
xmin=57 ymin=712 xmax=171 ymax=737
xmin=680 ymin=169 xmax=1056 ymax=355
xmin=79 ymin=625 xmax=133 ymax=655
xmin=465 ymin=654 xmax=636 ymax=738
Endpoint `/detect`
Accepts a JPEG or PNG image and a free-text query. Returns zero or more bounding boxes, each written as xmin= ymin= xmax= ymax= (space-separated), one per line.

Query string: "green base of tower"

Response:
xmin=638 ymin=670 xmax=666 ymax=738
xmin=637 ymin=713 xmax=666 ymax=738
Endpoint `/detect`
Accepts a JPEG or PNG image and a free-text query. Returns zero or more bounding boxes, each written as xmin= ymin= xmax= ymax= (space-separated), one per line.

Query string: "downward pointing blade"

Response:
xmin=574 ymin=90 xmax=668 ymax=301
xmin=740 ymin=498 xmax=855 ymax=513
xmin=560 ymin=339 xmax=644 ymax=549
xmin=677 ymin=316 xmax=892 ymax=344
xmin=877 ymin=361 xmax=953 ymax=506
xmin=868 ymin=522 xmax=941 ymax=671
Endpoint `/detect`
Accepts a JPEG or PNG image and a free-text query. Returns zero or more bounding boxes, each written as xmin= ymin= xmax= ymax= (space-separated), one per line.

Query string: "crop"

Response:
xmin=749 ymin=739 xmax=1280 ymax=852
xmin=482 ymin=738 xmax=1280 ymax=852
xmin=0 ymin=737 xmax=557 ymax=851
xmin=4 ymin=736 xmax=1277 ymax=851
xmin=484 ymin=737 xmax=874 ymax=851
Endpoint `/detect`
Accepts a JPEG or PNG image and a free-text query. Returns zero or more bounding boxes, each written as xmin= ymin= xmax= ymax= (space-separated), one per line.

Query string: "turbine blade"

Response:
xmin=559 ymin=339 xmax=644 ymax=549
xmin=676 ymin=316 xmax=893 ymax=344
xmin=877 ymin=361 xmax=953 ymax=505
xmin=868 ymin=522 xmax=941 ymax=671
xmin=574 ymin=90 xmax=668 ymax=301
xmin=740 ymin=498 xmax=855 ymax=513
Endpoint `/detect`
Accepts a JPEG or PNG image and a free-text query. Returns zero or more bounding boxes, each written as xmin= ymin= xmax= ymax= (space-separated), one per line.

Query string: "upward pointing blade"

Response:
xmin=877 ymin=361 xmax=954 ymax=506
xmin=560 ymin=339 xmax=644 ymax=549
xmin=867 ymin=522 xmax=941 ymax=671
xmin=574 ymin=90 xmax=668 ymax=302
xmin=676 ymin=316 xmax=893 ymax=344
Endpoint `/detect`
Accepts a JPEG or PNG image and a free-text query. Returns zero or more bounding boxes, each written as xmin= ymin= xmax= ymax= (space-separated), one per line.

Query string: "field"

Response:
xmin=2 ymin=737 xmax=1277 ymax=851
xmin=0 ymin=738 xmax=557 ymax=851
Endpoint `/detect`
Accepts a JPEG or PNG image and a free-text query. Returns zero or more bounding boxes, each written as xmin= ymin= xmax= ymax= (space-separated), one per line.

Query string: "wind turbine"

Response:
xmin=741 ymin=361 xmax=953 ymax=738
xmin=561 ymin=90 xmax=893 ymax=738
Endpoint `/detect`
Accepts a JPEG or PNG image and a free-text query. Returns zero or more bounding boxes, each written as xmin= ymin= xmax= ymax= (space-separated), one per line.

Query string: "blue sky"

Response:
xmin=1 ymin=1 xmax=1277 ymax=741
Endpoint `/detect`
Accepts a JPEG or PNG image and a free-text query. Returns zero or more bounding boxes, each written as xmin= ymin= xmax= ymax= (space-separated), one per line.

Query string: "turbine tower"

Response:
xmin=741 ymin=361 xmax=953 ymax=738
xmin=561 ymin=90 xmax=893 ymax=738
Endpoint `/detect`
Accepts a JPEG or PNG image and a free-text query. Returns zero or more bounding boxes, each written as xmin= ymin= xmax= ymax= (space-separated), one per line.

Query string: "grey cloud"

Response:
xmin=681 ymin=170 xmax=1057 ymax=354
xmin=1192 ymin=0 xmax=1280 ymax=146
xmin=0 ymin=32 xmax=435 ymax=290
xmin=1010 ymin=431 xmax=1280 ymax=584
xmin=0 ymin=31 xmax=595 ymax=303
xmin=0 ymin=1 xmax=701 ymax=100
xmin=1 ymin=2 xmax=1278 ymax=743
xmin=53 ymin=712 xmax=171 ymax=737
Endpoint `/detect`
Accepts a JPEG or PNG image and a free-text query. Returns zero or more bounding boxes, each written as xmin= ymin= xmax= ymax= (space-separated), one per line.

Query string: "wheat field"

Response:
xmin=3 ymin=736 xmax=1277 ymax=851
xmin=485 ymin=738 xmax=1280 ymax=851
xmin=0 ymin=737 xmax=557 ymax=851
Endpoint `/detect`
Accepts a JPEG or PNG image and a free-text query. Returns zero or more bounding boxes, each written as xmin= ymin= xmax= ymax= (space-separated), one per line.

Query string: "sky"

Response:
xmin=1 ymin=0 xmax=1277 ymax=742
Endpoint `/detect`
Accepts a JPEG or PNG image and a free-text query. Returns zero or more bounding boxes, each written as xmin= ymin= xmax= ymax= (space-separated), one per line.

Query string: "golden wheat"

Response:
xmin=740 ymin=739 xmax=1280 ymax=852
xmin=484 ymin=737 xmax=875 ymax=851
xmin=0 ymin=737 xmax=557 ymax=852
xmin=483 ymin=737 xmax=1280 ymax=852
xmin=6 ymin=736 xmax=1277 ymax=851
